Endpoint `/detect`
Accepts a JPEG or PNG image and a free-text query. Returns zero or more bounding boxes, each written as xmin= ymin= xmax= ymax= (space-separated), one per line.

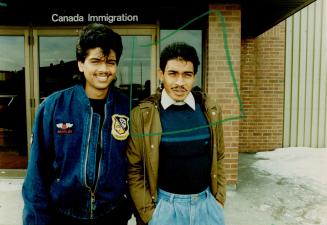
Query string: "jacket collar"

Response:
xmin=139 ymin=87 xmax=213 ymax=113
xmin=75 ymin=84 xmax=115 ymax=106
xmin=160 ymin=89 xmax=195 ymax=111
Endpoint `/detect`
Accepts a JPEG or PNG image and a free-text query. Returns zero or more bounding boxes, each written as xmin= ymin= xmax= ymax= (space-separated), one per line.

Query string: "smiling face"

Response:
xmin=78 ymin=47 xmax=117 ymax=99
xmin=160 ymin=58 xmax=196 ymax=102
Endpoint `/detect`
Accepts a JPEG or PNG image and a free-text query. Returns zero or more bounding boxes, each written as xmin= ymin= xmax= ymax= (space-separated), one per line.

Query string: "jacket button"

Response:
xmin=56 ymin=178 xmax=60 ymax=182
xmin=151 ymin=196 xmax=155 ymax=199
xmin=212 ymin=112 xmax=216 ymax=116
xmin=213 ymin=174 xmax=217 ymax=178
xmin=151 ymin=144 xmax=154 ymax=149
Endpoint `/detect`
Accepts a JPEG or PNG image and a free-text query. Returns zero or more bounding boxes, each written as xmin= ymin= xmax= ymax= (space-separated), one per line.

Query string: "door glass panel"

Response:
xmin=39 ymin=36 xmax=79 ymax=101
xmin=0 ymin=36 xmax=27 ymax=169
xmin=38 ymin=35 xmax=152 ymax=107
xmin=118 ymin=36 xmax=152 ymax=107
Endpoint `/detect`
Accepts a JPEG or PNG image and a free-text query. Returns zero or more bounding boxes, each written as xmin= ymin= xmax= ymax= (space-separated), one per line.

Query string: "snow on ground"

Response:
xmin=253 ymin=147 xmax=327 ymax=196
xmin=228 ymin=147 xmax=327 ymax=225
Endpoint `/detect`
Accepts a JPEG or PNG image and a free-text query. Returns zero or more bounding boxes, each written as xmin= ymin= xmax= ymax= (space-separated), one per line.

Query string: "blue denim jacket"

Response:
xmin=22 ymin=84 xmax=131 ymax=224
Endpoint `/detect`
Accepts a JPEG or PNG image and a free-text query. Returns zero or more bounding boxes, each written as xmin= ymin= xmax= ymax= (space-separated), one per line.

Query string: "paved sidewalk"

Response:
xmin=1 ymin=152 xmax=326 ymax=225
xmin=224 ymin=152 xmax=327 ymax=225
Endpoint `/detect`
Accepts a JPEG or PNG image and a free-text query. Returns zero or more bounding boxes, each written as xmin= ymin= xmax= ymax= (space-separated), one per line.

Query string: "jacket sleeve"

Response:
xmin=215 ymin=105 xmax=226 ymax=205
xmin=22 ymin=103 xmax=54 ymax=225
xmin=126 ymin=107 xmax=155 ymax=224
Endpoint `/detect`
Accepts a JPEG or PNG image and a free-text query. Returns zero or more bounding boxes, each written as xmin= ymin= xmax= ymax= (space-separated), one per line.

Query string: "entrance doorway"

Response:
xmin=0 ymin=29 xmax=29 ymax=171
xmin=0 ymin=26 xmax=157 ymax=173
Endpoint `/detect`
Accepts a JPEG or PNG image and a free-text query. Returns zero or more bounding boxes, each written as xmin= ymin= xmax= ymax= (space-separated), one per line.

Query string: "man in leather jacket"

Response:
xmin=127 ymin=42 xmax=226 ymax=225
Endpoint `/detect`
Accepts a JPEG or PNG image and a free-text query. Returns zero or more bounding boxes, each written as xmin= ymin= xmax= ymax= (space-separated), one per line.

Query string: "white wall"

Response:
xmin=284 ymin=0 xmax=327 ymax=147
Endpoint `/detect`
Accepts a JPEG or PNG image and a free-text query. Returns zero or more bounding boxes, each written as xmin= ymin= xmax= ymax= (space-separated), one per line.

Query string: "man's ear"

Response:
xmin=159 ymin=70 xmax=164 ymax=81
xmin=77 ymin=61 xmax=84 ymax=72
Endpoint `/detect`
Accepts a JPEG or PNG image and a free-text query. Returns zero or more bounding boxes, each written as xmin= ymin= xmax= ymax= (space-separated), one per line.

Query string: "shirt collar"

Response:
xmin=161 ymin=89 xmax=195 ymax=111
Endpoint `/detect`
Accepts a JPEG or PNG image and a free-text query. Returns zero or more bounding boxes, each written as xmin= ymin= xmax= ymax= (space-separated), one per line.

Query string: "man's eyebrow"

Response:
xmin=89 ymin=56 xmax=116 ymax=61
xmin=166 ymin=69 xmax=194 ymax=73
xmin=89 ymin=57 xmax=101 ymax=60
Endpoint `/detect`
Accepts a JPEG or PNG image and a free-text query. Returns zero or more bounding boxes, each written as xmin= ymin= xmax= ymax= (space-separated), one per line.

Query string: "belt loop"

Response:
xmin=170 ymin=193 xmax=174 ymax=203
xmin=206 ymin=187 xmax=210 ymax=199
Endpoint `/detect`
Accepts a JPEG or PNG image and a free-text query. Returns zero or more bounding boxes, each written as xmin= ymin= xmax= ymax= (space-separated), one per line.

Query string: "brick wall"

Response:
xmin=207 ymin=4 xmax=241 ymax=184
xmin=240 ymin=22 xmax=285 ymax=152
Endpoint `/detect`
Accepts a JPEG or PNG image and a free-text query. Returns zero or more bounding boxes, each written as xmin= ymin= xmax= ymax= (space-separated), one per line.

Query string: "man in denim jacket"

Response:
xmin=22 ymin=23 xmax=131 ymax=225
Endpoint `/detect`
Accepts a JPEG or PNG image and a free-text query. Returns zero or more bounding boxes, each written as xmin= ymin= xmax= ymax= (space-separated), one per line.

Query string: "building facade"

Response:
xmin=0 ymin=0 xmax=320 ymax=185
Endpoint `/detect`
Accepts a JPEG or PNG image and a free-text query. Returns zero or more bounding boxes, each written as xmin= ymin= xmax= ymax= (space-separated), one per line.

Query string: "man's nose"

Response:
xmin=175 ymin=75 xmax=185 ymax=85
xmin=98 ymin=62 xmax=110 ymax=73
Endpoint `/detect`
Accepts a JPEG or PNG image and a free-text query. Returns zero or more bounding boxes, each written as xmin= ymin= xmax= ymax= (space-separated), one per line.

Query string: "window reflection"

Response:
xmin=38 ymin=36 xmax=153 ymax=106
xmin=118 ymin=36 xmax=152 ymax=106
xmin=39 ymin=37 xmax=79 ymax=101
xmin=0 ymin=36 xmax=27 ymax=169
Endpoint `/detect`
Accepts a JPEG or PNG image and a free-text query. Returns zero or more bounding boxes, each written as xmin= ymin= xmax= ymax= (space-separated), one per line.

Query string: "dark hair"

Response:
xmin=160 ymin=42 xmax=200 ymax=74
xmin=76 ymin=23 xmax=123 ymax=63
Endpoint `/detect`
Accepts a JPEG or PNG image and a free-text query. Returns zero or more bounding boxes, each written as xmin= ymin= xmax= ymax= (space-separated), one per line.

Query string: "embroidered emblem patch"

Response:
xmin=111 ymin=114 xmax=129 ymax=140
xmin=56 ymin=122 xmax=74 ymax=134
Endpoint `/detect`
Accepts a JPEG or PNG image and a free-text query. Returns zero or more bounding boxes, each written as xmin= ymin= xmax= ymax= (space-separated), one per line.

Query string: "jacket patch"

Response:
xmin=111 ymin=114 xmax=129 ymax=140
xmin=56 ymin=122 xmax=74 ymax=134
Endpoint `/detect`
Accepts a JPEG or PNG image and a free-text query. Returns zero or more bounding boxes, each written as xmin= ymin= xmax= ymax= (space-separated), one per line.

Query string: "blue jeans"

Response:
xmin=149 ymin=187 xmax=225 ymax=225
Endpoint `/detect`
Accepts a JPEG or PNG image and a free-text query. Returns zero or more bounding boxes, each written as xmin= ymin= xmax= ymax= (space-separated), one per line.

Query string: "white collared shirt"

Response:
xmin=161 ymin=89 xmax=195 ymax=111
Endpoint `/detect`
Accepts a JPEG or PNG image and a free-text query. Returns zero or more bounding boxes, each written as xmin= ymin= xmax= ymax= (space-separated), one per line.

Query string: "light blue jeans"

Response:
xmin=149 ymin=187 xmax=225 ymax=225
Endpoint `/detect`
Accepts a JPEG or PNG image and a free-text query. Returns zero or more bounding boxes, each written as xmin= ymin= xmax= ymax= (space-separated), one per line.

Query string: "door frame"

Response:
xmin=0 ymin=27 xmax=31 ymax=176
xmin=0 ymin=25 xmax=158 ymax=176
xmin=32 ymin=25 xmax=158 ymax=111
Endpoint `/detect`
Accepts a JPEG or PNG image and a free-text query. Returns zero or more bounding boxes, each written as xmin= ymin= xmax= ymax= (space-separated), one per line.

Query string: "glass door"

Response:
xmin=0 ymin=26 xmax=157 ymax=175
xmin=117 ymin=35 xmax=153 ymax=107
xmin=0 ymin=29 xmax=30 ymax=172
xmin=33 ymin=29 xmax=81 ymax=106
xmin=34 ymin=26 xmax=157 ymax=109
xmin=38 ymin=36 xmax=79 ymax=101
xmin=114 ymin=27 xmax=158 ymax=107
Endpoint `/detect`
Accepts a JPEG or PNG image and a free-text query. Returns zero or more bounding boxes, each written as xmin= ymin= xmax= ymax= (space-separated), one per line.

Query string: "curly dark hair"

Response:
xmin=76 ymin=23 xmax=123 ymax=63
xmin=160 ymin=42 xmax=200 ymax=74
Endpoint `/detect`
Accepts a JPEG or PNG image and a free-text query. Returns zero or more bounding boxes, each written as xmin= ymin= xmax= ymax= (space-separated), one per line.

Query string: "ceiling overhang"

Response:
xmin=239 ymin=0 xmax=317 ymax=38
xmin=0 ymin=0 xmax=317 ymax=38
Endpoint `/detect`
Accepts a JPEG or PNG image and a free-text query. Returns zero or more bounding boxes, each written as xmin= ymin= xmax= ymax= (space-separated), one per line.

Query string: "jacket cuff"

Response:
xmin=215 ymin=193 xmax=225 ymax=207
xmin=140 ymin=208 xmax=155 ymax=224
xmin=217 ymin=199 xmax=224 ymax=207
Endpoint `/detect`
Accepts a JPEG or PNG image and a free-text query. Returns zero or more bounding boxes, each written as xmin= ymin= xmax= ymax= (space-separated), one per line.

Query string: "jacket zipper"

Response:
xmin=90 ymin=105 xmax=106 ymax=218
xmin=90 ymin=190 xmax=96 ymax=219
xmin=84 ymin=108 xmax=93 ymax=218
xmin=88 ymin=159 xmax=103 ymax=219
xmin=94 ymin=105 xmax=106 ymax=191
xmin=84 ymin=108 xmax=93 ymax=189
xmin=85 ymin=105 xmax=107 ymax=219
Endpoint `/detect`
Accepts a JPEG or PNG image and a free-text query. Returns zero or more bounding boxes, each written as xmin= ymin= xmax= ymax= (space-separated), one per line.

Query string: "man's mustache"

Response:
xmin=171 ymin=86 xmax=188 ymax=91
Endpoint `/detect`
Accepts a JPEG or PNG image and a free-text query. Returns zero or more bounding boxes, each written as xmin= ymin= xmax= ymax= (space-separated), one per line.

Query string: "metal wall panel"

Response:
xmin=284 ymin=0 xmax=327 ymax=147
